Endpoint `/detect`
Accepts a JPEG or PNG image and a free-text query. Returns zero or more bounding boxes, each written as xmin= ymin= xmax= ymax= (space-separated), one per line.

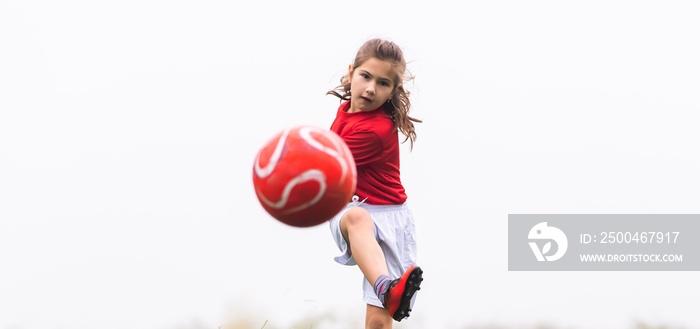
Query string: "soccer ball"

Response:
xmin=252 ymin=125 xmax=356 ymax=227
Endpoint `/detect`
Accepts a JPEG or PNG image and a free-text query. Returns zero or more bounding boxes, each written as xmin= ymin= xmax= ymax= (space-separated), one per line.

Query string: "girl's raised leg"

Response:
xmin=338 ymin=207 xmax=388 ymax=286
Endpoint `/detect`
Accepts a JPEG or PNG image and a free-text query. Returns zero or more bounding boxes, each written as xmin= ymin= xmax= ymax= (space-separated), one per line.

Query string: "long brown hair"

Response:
xmin=327 ymin=38 xmax=422 ymax=149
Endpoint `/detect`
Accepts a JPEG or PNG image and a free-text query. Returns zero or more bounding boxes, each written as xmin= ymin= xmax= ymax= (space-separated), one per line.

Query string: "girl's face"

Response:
xmin=347 ymin=57 xmax=396 ymax=113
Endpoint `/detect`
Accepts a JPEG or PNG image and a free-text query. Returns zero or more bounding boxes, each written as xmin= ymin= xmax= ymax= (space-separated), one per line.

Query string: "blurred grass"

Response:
xmin=214 ymin=324 xmax=692 ymax=329
xmin=218 ymin=309 xmax=358 ymax=329
xmin=204 ymin=303 xmax=693 ymax=329
xmin=213 ymin=317 xmax=691 ymax=329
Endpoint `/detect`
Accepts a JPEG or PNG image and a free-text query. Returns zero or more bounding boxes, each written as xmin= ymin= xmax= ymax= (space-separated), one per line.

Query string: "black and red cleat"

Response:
xmin=383 ymin=265 xmax=423 ymax=322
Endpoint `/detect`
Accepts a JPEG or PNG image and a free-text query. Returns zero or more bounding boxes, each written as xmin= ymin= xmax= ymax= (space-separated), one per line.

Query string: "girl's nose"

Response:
xmin=366 ymin=81 xmax=376 ymax=94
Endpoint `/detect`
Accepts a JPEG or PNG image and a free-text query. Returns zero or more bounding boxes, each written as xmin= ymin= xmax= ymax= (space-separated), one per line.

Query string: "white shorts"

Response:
xmin=329 ymin=197 xmax=418 ymax=307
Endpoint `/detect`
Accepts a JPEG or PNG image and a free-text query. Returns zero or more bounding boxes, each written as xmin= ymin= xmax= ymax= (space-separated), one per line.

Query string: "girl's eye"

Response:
xmin=361 ymin=73 xmax=369 ymax=79
xmin=379 ymin=81 xmax=390 ymax=87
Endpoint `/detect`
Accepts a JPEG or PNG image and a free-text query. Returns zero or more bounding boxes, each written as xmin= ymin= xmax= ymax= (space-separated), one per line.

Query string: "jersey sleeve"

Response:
xmin=342 ymin=130 xmax=383 ymax=166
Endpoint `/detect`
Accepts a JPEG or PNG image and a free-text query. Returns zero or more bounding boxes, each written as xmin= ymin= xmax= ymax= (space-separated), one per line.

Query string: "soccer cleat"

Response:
xmin=383 ymin=265 xmax=423 ymax=322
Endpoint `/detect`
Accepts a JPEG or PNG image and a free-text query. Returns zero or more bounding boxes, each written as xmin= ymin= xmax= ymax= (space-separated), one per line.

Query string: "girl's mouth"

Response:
xmin=361 ymin=96 xmax=372 ymax=103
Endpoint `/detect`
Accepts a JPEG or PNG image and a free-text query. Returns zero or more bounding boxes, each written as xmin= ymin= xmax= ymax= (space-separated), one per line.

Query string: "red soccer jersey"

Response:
xmin=330 ymin=101 xmax=407 ymax=205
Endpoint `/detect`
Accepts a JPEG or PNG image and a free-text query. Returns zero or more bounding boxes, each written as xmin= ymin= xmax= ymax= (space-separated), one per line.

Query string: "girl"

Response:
xmin=327 ymin=38 xmax=423 ymax=329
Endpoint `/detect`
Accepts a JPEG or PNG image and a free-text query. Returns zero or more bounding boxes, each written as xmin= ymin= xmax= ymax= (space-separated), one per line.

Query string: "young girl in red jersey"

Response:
xmin=327 ymin=38 xmax=423 ymax=328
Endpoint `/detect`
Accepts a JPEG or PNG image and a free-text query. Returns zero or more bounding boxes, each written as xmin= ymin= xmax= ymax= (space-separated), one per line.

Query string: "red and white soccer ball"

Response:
xmin=252 ymin=125 xmax=357 ymax=227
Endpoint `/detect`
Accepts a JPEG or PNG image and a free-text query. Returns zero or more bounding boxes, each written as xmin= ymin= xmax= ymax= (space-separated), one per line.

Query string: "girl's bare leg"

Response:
xmin=339 ymin=207 xmax=388 ymax=287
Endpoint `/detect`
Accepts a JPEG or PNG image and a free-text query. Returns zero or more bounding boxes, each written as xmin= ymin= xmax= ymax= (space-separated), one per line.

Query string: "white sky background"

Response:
xmin=1 ymin=1 xmax=699 ymax=329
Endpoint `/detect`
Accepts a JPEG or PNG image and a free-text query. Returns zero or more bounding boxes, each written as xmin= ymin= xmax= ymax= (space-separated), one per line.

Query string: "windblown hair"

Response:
xmin=327 ymin=38 xmax=422 ymax=149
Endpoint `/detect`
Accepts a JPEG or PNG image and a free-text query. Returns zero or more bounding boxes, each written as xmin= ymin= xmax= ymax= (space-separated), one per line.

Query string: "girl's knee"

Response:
xmin=342 ymin=207 xmax=372 ymax=228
